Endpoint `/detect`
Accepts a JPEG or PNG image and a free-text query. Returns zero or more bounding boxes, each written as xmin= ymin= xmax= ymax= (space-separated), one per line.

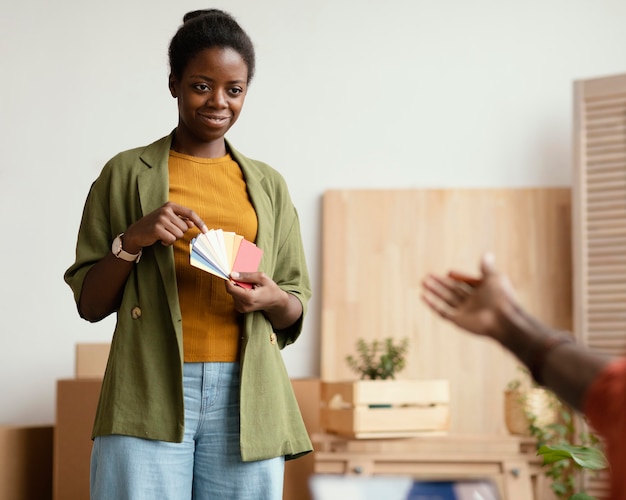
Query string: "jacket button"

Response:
xmin=269 ymin=333 xmax=277 ymax=344
xmin=131 ymin=306 xmax=142 ymax=320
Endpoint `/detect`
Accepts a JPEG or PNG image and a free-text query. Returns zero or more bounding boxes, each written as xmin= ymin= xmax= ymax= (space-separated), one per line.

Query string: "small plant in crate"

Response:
xmin=345 ymin=337 xmax=409 ymax=380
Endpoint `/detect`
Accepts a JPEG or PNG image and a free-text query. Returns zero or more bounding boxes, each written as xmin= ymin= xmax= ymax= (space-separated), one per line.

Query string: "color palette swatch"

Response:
xmin=190 ymin=229 xmax=263 ymax=289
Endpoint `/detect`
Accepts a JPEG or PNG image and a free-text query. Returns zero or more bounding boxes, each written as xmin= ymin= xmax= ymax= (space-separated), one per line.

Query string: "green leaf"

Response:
xmin=537 ymin=444 xmax=608 ymax=470
xmin=570 ymin=493 xmax=597 ymax=500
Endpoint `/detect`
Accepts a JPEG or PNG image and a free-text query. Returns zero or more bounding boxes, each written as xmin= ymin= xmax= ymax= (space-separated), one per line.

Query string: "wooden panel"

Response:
xmin=321 ymin=188 xmax=572 ymax=434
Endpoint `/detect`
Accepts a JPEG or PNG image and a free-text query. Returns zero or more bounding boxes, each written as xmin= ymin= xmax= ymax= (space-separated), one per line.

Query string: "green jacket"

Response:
xmin=64 ymin=133 xmax=313 ymax=461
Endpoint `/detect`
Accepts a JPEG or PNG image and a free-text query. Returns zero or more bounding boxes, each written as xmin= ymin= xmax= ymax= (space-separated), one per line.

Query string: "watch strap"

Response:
xmin=112 ymin=233 xmax=142 ymax=263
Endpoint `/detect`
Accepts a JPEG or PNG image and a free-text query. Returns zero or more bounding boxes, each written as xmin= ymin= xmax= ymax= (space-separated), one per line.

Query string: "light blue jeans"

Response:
xmin=90 ymin=362 xmax=285 ymax=500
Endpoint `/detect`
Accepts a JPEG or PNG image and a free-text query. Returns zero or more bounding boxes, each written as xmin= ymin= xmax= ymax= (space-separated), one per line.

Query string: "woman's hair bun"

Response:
xmin=183 ymin=9 xmax=230 ymax=24
xmin=169 ymin=8 xmax=255 ymax=83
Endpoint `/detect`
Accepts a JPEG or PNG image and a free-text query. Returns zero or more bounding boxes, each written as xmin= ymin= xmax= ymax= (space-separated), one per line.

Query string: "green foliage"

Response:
xmin=513 ymin=374 xmax=608 ymax=500
xmin=345 ymin=337 xmax=409 ymax=380
xmin=507 ymin=364 xmax=533 ymax=391
xmin=537 ymin=444 xmax=608 ymax=470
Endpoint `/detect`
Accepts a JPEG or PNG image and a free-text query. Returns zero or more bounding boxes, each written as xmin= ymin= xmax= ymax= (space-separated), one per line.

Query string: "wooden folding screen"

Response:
xmin=572 ymin=72 xmax=626 ymax=499
xmin=573 ymin=73 xmax=626 ymax=353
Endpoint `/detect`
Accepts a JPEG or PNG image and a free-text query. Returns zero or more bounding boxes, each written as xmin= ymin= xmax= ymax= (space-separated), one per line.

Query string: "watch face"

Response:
xmin=112 ymin=235 xmax=123 ymax=255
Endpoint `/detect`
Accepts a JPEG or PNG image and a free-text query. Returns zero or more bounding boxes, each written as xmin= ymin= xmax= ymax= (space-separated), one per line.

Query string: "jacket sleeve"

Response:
xmin=274 ymin=206 xmax=311 ymax=347
xmin=63 ymin=166 xmax=116 ymax=310
xmin=263 ymin=173 xmax=312 ymax=348
xmin=64 ymin=148 xmax=146 ymax=315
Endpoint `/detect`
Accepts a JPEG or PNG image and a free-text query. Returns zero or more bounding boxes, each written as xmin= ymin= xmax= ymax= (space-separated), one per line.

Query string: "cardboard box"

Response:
xmin=320 ymin=379 xmax=450 ymax=439
xmin=54 ymin=379 xmax=102 ymax=500
xmin=0 ymin=425 xmax=53 ymax=500
xmin=75 ymin=343 xmax=110 ymax=379
xmin=283 ymin=378 xmax=320 ymax=500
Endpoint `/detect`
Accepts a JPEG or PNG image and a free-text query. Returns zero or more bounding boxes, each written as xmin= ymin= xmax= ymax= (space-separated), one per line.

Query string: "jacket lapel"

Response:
xmin=227 ymin=141 xmax=270 ymax=251
xmin=137 ymin=133 xmax=182 ymax=329
xmin=138 ymin=133 xmax=172 ymax=214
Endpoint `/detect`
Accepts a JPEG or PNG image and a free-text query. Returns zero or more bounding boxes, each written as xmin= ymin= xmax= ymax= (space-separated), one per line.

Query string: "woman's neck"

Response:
xmin=171 ymin=130 xmax=227 ymax=158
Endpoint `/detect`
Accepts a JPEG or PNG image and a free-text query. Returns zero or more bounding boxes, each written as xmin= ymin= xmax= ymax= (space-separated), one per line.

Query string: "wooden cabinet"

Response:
xmin=312 ymin=433 xmax=540 ymax=500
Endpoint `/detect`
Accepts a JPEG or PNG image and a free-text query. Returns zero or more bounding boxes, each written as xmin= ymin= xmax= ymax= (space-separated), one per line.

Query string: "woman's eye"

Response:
xmin=230 ymin=87 xmax=244 ymax=95
xmin=195 ymin=84 xmax=210 ymax=92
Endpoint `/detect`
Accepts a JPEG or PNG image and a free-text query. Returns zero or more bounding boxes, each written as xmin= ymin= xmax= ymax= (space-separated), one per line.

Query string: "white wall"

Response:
xmin=2 ymin=0 xmax=625 ymax=425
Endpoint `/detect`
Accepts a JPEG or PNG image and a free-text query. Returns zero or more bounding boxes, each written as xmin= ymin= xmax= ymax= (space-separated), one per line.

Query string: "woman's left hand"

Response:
xmin=225 ymin=272 xmax=281 ymax=313
xmin=225 ymin=272 xmax=302 ymax=330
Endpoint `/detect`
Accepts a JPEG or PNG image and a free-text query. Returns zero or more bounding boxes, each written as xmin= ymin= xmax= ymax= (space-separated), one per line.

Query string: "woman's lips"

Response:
xmin=199 ymin=113 xmax=229 ymax=126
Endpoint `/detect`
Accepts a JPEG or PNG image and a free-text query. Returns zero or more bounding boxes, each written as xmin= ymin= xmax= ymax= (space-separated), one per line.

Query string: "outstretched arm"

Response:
xmin=421 ymin=253 xmax=609 ymax=411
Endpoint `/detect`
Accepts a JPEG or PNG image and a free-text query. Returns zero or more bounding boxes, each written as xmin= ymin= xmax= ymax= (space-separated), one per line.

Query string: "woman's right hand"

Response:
xmin=78 ymin=202 xmax=207 ymax=322
xmin=122 ymin=202 xmax=208 ymax=253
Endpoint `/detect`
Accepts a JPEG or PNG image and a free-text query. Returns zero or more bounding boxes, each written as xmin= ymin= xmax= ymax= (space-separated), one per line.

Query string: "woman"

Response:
xmin=64 ymin=9 xmax=312 ymax=500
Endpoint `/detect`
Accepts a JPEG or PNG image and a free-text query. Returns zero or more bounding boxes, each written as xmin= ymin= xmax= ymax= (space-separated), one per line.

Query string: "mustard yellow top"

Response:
xmin=168 ymin=150 xmax=258 ymax=362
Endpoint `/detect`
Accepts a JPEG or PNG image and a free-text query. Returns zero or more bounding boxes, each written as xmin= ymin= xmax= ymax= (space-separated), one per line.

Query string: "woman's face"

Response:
xmin=169 ymin=46 xmax=248 ymax=156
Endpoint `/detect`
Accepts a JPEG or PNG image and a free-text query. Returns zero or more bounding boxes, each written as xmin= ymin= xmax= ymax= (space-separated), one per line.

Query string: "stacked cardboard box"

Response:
xmin=0 ymin=342 xmax=109 ymax=500
xmin=53 ymin=343 xmax=109 ymax=500
xmin=74 ymin=343 xmax=110 ymax=379
xmin=0 ymin=425 xmax=53 ymax=500
xmin=284 ymin=378 xmax=321 ymax=500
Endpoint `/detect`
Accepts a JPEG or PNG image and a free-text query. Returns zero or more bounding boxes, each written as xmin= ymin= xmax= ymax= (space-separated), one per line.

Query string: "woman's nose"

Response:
xmin=208 ymin=89 xmax=227 ymax=107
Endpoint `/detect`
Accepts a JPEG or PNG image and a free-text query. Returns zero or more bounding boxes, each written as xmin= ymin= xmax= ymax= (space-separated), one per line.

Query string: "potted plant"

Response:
xmin=505 ymin=367 xmax=607 ymax=499
xmin=319 ymin=336 xmax=451 ymax=438
xmin=504 ymin=368 xmax=560 ymax=436
xmin=530 ymin=405 xmax=606 ymax=500
xmin=345 ymin=337 xmax=409 ymax=380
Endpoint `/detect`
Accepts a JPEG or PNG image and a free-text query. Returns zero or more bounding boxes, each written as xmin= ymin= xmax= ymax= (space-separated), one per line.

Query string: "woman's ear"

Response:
xmin=168 ymin=74 xmax=178 ymax=98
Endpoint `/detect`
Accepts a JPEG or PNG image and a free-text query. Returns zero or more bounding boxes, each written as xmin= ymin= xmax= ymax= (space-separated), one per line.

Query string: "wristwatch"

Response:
xmin=111 ymin=233 xmax=142 ymax=263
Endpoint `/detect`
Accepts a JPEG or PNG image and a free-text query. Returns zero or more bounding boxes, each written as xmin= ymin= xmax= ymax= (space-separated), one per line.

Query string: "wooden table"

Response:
xmin=312 ymin=433 xmax=542 ymax=500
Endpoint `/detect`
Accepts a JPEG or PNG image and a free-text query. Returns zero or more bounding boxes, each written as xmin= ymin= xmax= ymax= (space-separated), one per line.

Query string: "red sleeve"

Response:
xmin=583 ymin=358 xmax=626 ymax=442
xmin=583 ymin=358 xmax=626 ymax=498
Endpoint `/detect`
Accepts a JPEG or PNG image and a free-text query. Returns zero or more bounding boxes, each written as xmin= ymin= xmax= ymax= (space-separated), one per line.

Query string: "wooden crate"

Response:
xmin=320 ymin=380 xmax=450 ymax=439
